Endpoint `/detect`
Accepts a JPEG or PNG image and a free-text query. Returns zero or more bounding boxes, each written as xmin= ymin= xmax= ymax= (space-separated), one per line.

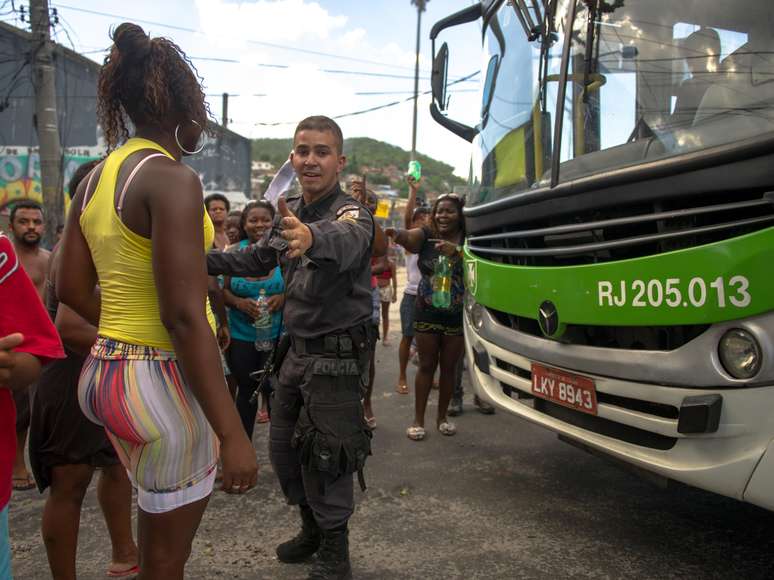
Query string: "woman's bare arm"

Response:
xmin=57 ymin=173 xmax=100 ymax=326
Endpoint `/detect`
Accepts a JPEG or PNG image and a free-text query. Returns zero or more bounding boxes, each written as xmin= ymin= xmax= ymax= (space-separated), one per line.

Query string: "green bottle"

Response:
xmin=407 ymin=160 xmax=422 ymax=181
xmin=432 ymin=255 xmax=452 ymax=309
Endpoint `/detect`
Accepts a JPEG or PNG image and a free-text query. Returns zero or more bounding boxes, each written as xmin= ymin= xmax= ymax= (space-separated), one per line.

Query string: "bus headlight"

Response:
xmin=718 ymin=329 xmax=762 ymax=380
xmin=464 ymin=293 xmax=485 ymax=331
xmin=464 ymin=291 xmax=475 ymax=316
xmin=470 ymin=304 xmax=485 ymax=330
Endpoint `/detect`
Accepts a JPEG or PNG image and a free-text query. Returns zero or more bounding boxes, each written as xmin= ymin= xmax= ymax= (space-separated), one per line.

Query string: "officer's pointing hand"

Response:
xmin=278 ymin=197 xmax=313 ymax=259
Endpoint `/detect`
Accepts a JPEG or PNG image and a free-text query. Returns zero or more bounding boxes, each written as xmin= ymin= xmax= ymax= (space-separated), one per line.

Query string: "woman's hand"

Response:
xmin=406 ymin=175 xmax=423 ymax=191
xmin=266 ymin=294 xmax=284 ymax=313
xmin=217 ymin=324 xmax=231 ymax=352
xmin=432 ymin=239 xmax=461 ymax=257
xmin=238 ymin=298 xmax=261 ymax=319
xmin=220 ymin=430 xmax=259 ymax=494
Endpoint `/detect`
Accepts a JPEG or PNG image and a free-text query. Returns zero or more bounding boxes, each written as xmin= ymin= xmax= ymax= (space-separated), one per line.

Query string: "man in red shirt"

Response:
xmin=9 ymin=200 xmax=52 ymax=491
xmin=0 ymin=231 xmax=64 ymax=579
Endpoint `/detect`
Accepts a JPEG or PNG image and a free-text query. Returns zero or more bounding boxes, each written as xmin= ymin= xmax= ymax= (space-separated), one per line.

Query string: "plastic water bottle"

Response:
xmin=432 ymin=255 xmax=452 ymax=309
xmin=254 ymin=288 xmax=274 ymax=351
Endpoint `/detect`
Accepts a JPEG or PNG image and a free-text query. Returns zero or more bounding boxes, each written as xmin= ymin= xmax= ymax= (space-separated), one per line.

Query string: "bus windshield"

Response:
xmin=470 ymin=0 xmax=774 ymax=206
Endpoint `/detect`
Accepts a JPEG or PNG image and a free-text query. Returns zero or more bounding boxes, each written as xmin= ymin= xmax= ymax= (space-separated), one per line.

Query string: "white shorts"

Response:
xmin=379 ymin=285 xmax=393 ymax=303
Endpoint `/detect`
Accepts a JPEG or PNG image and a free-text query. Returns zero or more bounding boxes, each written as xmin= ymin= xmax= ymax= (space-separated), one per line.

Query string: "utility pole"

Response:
xmin=30 ymin=0 xmax=62 ymax=248
xmin=222 ymin=92 xmax=229 ymax=129
xmin=410 ymin=0 xmax=428 ymax=160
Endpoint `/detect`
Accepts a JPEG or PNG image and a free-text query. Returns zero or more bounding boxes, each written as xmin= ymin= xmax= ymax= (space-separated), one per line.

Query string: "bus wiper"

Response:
xmin=533 ymin=0 xmax=559 ymax=114
xmin=512 ymin=0 xmax=557 ymax=45
xmin=512 ymin=0 xmax=541 ymax=41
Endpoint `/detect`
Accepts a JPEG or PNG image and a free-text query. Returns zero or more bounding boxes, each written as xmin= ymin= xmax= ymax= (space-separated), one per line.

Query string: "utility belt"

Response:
xmin=291 ymin=325 xmax=371 ymax=378
xmin=292 ymin=324 xmax=369 ymax=357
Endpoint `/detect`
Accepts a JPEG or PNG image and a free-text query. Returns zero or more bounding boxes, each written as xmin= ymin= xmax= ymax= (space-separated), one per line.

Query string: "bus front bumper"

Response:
xmin=464 ymin=314 xmax=774 ymax=509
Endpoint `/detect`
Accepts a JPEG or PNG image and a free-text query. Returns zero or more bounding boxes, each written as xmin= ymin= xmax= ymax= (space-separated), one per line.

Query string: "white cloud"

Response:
xmin=378 ymin=42 xmax=427 ymax=70
xmin=339 ymin=28 xmax=366 ymax=50
xmin=195 ymin=0 xmax=348 ymax=44
xmin=187 ymin=0 xmax=477 ymax=179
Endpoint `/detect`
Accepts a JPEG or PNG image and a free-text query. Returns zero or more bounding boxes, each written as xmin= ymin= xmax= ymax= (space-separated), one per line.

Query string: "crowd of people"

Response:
xmin=0 ymin=20 xmax=492 ymax=580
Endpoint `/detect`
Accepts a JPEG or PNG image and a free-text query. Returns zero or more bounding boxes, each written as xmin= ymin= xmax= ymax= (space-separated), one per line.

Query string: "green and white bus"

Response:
xmin=430 ymin=0 xmax=774 ymax=509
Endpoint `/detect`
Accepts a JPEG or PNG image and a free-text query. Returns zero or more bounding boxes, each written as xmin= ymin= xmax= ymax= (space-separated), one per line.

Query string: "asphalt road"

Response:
xmin=8 ymin=312 xmax=774 ymax=579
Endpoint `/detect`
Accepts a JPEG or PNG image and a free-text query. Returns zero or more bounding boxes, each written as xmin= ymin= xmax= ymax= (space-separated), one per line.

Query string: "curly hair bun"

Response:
xmin=112 ymin=23 xmax=151 ymax=61
xmin=98 ymin=21 xmax=210 ymax=148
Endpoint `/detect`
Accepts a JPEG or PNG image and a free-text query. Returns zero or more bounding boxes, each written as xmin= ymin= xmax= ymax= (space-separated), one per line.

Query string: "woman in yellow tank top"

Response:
xmin=57 ymin=22 xmax=257 ymax=579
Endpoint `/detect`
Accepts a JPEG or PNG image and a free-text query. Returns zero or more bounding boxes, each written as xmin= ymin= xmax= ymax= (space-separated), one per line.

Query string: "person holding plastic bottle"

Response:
xmin=222 ymin=200 xmax=285 ymax=437
xmin=386 ymin=193 xmax=466 ymax=441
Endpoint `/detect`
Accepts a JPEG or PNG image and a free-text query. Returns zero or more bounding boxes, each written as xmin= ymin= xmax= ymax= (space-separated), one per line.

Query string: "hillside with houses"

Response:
xmin=251 ymin=137 xmax=465 ymax=200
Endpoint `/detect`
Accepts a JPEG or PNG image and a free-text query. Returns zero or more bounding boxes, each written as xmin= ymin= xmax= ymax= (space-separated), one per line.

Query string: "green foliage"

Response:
xmin=251 ymin=138 xmax=293 ymax=166
xmin=367 ymin=173 xmax=391 ymax=185
xmin=251 ymin=137 xmax=464 ymax=197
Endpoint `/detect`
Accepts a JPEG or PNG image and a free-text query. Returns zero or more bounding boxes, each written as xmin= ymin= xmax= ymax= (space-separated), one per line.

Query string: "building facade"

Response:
xmin=0 ymin=21 xmax=251 ymax=225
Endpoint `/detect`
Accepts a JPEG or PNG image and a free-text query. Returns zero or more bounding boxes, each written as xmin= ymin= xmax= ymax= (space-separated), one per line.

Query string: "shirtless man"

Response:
xmin=9 ymin=200 xmax=50 ymax=491
xmin=204 ymin=193 xmax=231 ymax=251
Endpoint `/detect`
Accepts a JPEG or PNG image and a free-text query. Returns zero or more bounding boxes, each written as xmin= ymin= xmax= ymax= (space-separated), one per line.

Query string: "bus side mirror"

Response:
xmin=428 ymin=4 xmax=482 ymax=143
xmin=432 ymin=42 xmax=450 ymax=111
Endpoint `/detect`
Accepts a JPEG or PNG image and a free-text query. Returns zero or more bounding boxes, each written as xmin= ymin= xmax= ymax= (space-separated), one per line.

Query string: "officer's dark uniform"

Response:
xmin=206 ymin=184 xmax=374 ymax=536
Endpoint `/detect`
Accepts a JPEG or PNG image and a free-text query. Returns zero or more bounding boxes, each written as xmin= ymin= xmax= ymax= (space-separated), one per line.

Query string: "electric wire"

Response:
xmin=252 ymin=70 xmax=479 ymax=126
xmin=51 ymin=2 xmax=434 ymax=74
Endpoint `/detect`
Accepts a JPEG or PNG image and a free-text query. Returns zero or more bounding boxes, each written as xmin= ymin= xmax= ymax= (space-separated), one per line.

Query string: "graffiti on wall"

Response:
xmin=0 ymin=138 xmax=252 ymax=215
xmin=0 ymin=146 xmax=104 ymax=210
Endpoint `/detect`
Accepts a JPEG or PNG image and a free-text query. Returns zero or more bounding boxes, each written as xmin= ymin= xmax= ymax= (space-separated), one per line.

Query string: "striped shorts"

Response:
xmin=78 ymin=337 xmax=219 ymax=513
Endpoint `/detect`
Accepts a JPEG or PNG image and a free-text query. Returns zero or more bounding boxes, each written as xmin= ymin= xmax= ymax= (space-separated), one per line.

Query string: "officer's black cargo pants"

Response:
xmin=269 ymin=347 xmax=361 ymax=531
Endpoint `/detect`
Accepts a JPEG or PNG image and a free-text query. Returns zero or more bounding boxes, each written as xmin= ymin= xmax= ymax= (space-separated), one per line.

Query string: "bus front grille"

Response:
xmin=487 ymin=308 xmax=710 ymax=351
xmin=468 ymin=192 xmax=774 ymax=266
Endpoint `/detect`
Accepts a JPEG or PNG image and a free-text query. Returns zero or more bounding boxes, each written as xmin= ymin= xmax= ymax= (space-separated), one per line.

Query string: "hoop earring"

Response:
xmin=174 ymin=120 xmax=205 ymax=155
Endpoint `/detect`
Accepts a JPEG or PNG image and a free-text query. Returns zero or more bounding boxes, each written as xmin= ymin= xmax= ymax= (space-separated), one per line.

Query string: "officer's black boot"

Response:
xmin=308 ymin=526 xmax=352 ymax=580
xmin=276 ymin=504 xmax=321 ymax=563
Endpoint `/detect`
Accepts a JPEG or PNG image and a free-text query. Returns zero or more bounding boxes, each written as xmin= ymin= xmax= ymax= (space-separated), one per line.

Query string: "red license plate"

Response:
xmin=531 ymin=363 xmax=598 ymax=415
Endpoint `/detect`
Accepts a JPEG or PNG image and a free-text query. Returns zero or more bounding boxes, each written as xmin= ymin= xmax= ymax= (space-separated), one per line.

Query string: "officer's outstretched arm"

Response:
xmin=306 ymin=204 xmax=374 ymax=273
xmin=206 ymin=245 xmax=278 ymax=278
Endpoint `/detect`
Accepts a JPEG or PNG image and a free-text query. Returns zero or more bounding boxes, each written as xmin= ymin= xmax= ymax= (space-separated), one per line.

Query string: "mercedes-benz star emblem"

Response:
xmin=538 ymin=300 xmax=559 ymax=336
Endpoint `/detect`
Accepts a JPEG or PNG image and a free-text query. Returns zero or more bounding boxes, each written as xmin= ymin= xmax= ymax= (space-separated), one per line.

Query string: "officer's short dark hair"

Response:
xmin=67 ymin=160 xmax=100 ymax=201
xmin=10 ymin=200 xmax=43 ymax=224
xmin=204 ymin=193 xmax=231 ymax=212
xmin=294 ymin=116 xmax=344 ymax=154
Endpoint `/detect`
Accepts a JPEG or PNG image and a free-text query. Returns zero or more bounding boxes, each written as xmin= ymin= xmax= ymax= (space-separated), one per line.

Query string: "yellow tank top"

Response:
xmin=80 ymin=137 xmax=216 ymax=350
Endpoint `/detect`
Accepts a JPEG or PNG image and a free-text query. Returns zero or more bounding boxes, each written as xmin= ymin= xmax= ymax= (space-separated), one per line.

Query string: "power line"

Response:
xmin=51 ymin=2 xmax=435 ymax=74
xmin=35 ymin=39 xmax=477 ymax=83
xmin=48 ymin=37 xmax=472 ymax=82
xmin=356 ymin=89 xmax=477 ymax=96
xmin=252 ymin=70 xmax=479 ymax=126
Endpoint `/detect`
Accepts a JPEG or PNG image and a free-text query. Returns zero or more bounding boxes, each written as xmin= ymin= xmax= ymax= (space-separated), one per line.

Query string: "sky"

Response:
xmin=2 ymin=0 xmax=487 ymax=177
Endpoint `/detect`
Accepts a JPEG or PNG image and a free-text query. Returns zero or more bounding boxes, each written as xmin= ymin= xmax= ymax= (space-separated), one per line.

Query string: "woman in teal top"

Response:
xmin=223 ymin=201 xmax=284 ymax=438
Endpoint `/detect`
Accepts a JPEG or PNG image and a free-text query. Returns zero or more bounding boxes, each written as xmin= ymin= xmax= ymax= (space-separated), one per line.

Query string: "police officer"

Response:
xmin=207 ymin=116 xmax=373 ymax=580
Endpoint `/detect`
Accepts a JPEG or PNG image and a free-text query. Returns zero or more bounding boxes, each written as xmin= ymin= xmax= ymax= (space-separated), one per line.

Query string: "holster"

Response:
xmin=273 ymin=334 xmax=292 ymax=373
xmin=347 ymin=323 xmax=373 ymax=393
xmin=250 ymin=334 xmax=291 ymax=404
